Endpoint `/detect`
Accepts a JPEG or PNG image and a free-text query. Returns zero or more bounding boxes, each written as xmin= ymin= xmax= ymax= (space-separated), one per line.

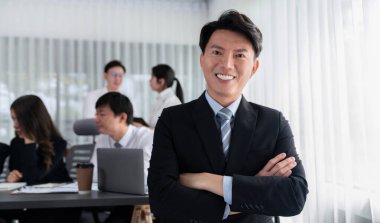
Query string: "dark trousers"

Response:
xmin=0 ymin=208 xmax=81 ymax=223
xmin=104 ymin=205 xmax=134 ymax=223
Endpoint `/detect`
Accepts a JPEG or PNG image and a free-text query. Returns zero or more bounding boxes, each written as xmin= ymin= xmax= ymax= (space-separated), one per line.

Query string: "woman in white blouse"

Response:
xmin=148 ymin=64 xmax=184 ymax=128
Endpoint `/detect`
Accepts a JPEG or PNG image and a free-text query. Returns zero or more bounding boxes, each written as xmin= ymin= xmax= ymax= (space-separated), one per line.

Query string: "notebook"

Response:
xmin=97 ymin=148 xmax=145 ymax=195
xmin=0 ymin=182 xmax=26 ymax=191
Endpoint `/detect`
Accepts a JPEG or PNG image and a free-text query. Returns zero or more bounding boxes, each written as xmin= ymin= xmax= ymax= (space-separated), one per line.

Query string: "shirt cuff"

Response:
xmin=223 ymin=176 xmax=233 ymax=204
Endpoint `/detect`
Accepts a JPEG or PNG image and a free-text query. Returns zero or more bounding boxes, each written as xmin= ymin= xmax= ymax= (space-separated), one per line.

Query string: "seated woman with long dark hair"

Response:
xmin=7 ymin=94 xmax=71 ymax=185
xmin=0 ymin=95 xmax=79 ymax=223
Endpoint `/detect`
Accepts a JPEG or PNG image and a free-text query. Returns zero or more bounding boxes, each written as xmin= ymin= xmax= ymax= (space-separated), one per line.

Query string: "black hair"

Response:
xmin=104 ymin=60 xmax=126 ymax=73
xmin=152 ymin=64 xmax=184 ymax=103
xmin=11 ymin=95 xmax=62 ymax=171
xmin=199 ymin=9 xmax=263 ymax=58
xmin=95 ymin=92 xmax=133 ymax=125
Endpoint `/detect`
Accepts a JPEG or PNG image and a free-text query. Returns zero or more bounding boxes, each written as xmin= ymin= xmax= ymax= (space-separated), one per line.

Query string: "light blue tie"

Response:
xmin=216 ymin=108 xmax=233 ymax=157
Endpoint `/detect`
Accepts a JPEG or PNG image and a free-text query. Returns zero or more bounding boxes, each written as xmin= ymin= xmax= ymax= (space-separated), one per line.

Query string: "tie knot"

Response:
xmin=217 ymin=108 xmax=233 ymax=121
xmin=114 ymin=142 xmax=122 ymax=148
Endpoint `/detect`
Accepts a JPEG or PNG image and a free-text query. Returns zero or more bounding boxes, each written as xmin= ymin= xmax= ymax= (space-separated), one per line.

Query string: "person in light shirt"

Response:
xmin=148 ymin=64 xmax=183 ymax=128
xmin=83 ymin=60 xmax=126 ymax=119
xmin=90 ymin=92 xmax=153 ymax=223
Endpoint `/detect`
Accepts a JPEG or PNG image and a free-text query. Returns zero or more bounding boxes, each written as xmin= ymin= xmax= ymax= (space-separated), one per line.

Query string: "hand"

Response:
xmin=256 ymin=153 xmax=297 ymax=177
xmin=7 ymin=170 xmax=23 ymax=182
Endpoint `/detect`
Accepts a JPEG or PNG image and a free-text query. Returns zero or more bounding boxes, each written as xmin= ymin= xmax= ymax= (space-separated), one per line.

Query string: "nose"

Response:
xmin=95 ymin=115 xmax=100 ymax=123
xmin=220 ymin=53 xmax=234 ymax=70
xmin=13 ymin=120 xmax=18 ymax=129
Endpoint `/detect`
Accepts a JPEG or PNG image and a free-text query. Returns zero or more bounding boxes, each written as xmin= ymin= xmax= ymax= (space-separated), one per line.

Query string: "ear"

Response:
xmin=250 ymin=59 xmax=260 ymax=78
xmin=103 ymin=72 xmax=108 ymax=80
xmin=199 ymin=52 xmax=204 ymax=67
xmin=158 ymin=78 xmax=165 ymax=87
xmin=118 ymin=112 xmax=128 ymax=124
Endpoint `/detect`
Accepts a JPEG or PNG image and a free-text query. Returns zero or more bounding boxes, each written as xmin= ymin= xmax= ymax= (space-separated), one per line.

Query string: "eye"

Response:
xmin=235 ymin=53 xmax=246 ymax=58
xmin=211 ymin=50 xmax=222 ymax=55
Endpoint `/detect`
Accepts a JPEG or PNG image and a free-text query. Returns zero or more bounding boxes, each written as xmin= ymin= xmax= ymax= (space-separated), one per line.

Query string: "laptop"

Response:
xmin=97 ymin=148 xmax=145 ymax=195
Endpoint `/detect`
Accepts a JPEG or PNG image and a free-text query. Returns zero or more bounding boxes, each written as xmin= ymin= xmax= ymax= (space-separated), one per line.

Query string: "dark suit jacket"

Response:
xmin=0 ymin=137 xmax=72 ymax=185
xmin=148 ymin=93 xmax=308 ymax=223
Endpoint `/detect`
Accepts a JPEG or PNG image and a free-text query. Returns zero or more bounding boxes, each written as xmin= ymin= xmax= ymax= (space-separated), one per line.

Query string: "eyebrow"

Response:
xmin=209 ymin=44 xmax=249 ymax=53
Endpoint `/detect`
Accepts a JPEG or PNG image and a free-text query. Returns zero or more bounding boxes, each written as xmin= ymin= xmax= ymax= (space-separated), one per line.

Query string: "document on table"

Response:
xmin=12 ymin=182 xmax=78 ymax=194
xmin=0 ymin=182 xmax=26 ymax=191
xmin=11 ymin=182 xmax=98 ymax=194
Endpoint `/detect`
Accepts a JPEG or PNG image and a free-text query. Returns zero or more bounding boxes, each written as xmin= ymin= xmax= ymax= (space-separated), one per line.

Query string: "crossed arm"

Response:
xmin=179 ymin=152 xmax=298 ymax=213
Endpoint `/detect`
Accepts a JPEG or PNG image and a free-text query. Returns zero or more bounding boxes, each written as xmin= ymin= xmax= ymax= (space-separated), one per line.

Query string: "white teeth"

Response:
xmin=216 ymin=73 xmax=234 ymax=80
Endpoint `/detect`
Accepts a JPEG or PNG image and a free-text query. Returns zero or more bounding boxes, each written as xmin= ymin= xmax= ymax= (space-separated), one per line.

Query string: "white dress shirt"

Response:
xmin=90 ymin=125 xmax=154 ymax=194
xmin=148 ymin=88 xmax=181 ymax=128
xmin=83 ymin=87 xmax=108 ymax=118
xmin=205 ymin=91 xmax=241 ymax=219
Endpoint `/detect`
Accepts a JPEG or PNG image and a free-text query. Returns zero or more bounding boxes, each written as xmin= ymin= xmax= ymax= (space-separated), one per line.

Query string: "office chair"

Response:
xmin=66 ymin=118 xmax=99 ymax=179
xmin=69 ymin=118 xmax=103 ymax=223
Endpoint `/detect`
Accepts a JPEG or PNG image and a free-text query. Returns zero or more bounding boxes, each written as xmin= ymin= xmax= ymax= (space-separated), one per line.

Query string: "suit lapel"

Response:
xmin=225 ymin=96 xmax=258 ymax=174
xmin=192 ymin=93 xmax=226 ymax=173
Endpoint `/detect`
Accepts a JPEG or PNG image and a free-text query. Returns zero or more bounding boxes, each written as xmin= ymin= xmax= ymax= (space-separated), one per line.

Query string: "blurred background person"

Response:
xmin=5 ymin=95 xmax=71 ymax=185
xmin=0 ymin=95 xmax=79 ymax=223
xmin=83 ymin=60 xmax=126 ymax=118
xmin=148 ymin=64 xmax=183 ymax=128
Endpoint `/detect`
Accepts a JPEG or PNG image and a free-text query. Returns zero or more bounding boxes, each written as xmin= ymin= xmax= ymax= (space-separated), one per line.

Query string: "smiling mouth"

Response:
xmin=216 ymin=73 xmax=235 ymax=80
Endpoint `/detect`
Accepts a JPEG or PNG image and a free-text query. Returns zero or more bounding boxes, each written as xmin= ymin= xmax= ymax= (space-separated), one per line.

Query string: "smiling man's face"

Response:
xmin=200 ymin=29 xmax=259 ymax=106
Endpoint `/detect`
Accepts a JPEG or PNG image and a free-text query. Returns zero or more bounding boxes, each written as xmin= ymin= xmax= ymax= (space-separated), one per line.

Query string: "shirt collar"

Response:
xmin=112 ymin=125 xmax=135 ymax=147
xmin=205 ymin=91 xmax=241 ymax=117
xmin=157 ymin=88 xmax=173 ymax=100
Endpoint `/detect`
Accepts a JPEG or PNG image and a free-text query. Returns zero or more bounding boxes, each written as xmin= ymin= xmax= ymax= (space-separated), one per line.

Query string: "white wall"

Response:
xmin=207 ymin=0 xmax=255 ymax=20
xmin=0 ymin=0 xmax=207 ymax=44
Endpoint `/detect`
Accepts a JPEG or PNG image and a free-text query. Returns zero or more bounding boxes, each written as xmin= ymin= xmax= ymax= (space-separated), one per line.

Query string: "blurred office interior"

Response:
xmin=0 ymin=0 xmax=379 ymax=222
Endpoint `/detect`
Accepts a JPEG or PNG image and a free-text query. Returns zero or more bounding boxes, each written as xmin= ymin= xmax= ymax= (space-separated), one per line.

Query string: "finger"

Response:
xmin=13 ymin=170 xmax=23 ymax=178
xmin=7 ymin=174 xmax=16 ymax=182
xmin=269 ymin=156 xmax=294 ymax=175
xmin=262 ymin=153 xmax=287 ymax=172
xmin=269 ymin=157 xmax=294 ymax=175
xmin=280 ymin=170 xmax=292 ymax=177
xmin=273 ymin=160 xmax=297 ymax=176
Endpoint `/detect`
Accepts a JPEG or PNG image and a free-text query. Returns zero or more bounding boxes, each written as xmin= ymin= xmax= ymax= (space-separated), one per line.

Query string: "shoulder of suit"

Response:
xmin=248 ymin=102 xmax=280 ymax=113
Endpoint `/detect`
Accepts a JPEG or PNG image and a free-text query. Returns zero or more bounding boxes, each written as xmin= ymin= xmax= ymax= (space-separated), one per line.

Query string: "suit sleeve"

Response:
xmin=148 ymin=109 xmax=226 ymax=223
xmin=231 ymin=113 xmax=308 ymax=216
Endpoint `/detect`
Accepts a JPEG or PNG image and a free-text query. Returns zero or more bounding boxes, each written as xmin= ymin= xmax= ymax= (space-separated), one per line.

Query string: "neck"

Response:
xmin=208 ymin=93 xmax=240 ymax=107
xmin=110 ymin=125 xmax=128 ymax=142
xmin=107 ymin=86 xmax=119 ymax=92
xmin=157 ymin=86 xmax=167 ymax=93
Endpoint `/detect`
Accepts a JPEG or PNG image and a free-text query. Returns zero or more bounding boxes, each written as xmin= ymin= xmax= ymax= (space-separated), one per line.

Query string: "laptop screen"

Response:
xmin=97 ymin=148 xmax=145 ymax=195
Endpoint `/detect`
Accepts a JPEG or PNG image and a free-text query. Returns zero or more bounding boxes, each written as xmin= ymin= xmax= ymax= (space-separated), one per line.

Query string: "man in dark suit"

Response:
xmin=148 ymin=10 xmax=308 ymax=223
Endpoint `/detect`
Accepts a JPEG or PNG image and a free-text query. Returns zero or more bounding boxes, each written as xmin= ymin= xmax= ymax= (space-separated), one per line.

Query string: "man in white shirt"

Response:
xmin=90 ymin=91 xmax=153 ymax=223
xmin=83 ymin=60 xmax=126 ymax=118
